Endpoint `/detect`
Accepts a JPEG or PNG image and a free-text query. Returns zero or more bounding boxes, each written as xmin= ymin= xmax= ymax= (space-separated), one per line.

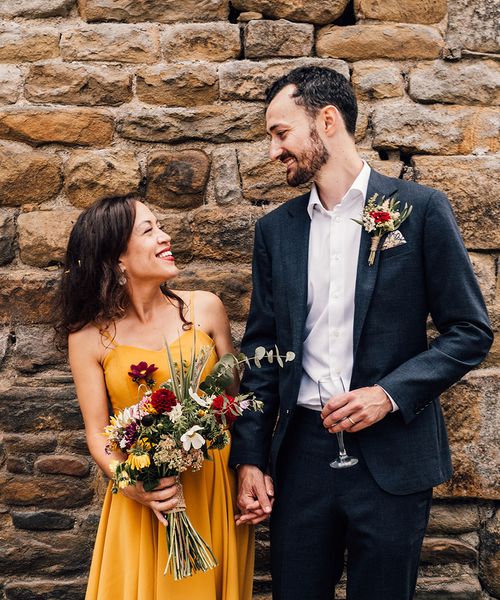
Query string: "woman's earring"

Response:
xmin=118 ymin=270 xmax=127 ymax=286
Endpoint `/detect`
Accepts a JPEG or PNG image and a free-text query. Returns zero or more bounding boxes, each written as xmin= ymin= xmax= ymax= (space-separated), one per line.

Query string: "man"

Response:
xmin=229 ymin=67 xmax=493 ymax=600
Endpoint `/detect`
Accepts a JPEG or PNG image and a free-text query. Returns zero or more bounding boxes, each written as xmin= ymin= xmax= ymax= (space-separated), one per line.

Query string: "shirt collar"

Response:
xmin=307 ymin=161 xmax=371 ymax=219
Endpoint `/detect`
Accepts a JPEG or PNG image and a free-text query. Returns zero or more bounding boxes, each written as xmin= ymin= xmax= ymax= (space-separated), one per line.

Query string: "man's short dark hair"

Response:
xmin=266 ymin=66 xmax=358 ymax=137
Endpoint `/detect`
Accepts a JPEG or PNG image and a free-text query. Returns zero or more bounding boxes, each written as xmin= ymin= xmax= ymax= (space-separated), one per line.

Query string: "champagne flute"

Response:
xmin=318 ymin=377 xmax=358 ymax=469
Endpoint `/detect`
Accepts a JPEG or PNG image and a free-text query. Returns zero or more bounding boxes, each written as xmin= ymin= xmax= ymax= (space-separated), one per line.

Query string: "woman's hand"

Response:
xmin=120 ymin=476 xmax=179 ymax=525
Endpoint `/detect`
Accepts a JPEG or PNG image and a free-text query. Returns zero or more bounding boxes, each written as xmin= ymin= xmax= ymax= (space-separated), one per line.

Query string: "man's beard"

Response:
xmin=284 ymin=126 xmax=330 ymax=187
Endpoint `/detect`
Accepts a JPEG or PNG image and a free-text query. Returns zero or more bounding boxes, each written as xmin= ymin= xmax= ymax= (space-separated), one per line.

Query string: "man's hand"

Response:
xmin=321 ymin=386 xmax=392 ymax=433
xmin=235 ymin=465 xmax=274 ymax=526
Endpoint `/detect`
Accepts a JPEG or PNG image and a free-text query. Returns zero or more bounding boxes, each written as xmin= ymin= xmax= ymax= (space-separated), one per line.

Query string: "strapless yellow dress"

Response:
xmin=85 ymin=326 xmax=254 ymax=600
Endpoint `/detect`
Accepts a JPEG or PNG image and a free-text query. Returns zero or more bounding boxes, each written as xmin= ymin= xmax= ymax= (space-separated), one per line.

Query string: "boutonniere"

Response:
xmin=352 ymin=193 xmax=413 ymax=266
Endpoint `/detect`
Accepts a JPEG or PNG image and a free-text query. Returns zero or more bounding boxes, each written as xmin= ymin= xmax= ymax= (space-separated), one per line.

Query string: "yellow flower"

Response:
xmin=144 ymin=403 xmax=157 ymax=414
xmin=126 ymin=451 xmax=150 ymax=470
xmin=197 ymin=410 xmax=206 ymax=417
xmin=138 ymin=438 xmax=152 ymax=451
xmin=109 ymin=460 xmax=120 ymax=475
xmin=118 ymin=475 xmax=131 ymax=489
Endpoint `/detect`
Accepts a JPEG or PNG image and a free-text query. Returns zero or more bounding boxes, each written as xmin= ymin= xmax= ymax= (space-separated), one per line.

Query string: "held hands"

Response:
xmin=120 ymin=476 xmax=179 ymax=525
xmin=235 ymin=465 xmax=274 ymax=526
xmin=321 ymin=385 xmax=392 ymax=434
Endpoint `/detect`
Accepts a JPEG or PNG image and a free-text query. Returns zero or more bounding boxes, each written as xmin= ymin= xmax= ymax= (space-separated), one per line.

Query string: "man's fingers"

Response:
xmin=264 ymin=474 xmax=274 ymax=498
xmin=254 ymin=481 xmax=272 ymax=514
xmin=320 ymin=393 xmax=350 ymax=418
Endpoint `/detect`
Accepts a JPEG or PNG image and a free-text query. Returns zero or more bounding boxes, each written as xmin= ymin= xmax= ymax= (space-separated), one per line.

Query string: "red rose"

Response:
xmin=211 ymin=394 xmax=238 ymax=426
xmin=369 ymin=210 xmax=391 ymax=224
xmin=150 ymin=388 xmax=177 ymax=414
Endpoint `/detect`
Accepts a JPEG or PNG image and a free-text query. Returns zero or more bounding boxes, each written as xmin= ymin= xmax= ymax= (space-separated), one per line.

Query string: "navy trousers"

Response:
xmin=270 ymin=407 xmax=432 ymax=600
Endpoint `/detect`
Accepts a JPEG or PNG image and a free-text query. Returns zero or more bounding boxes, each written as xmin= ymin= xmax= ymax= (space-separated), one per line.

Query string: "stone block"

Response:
xmin=0 ymin=326 xmax=9 ymax=363
xmin=79 ymin=0 xmax=228 ymax=23
xmin=354 ymin=0 xmax=447 ymax=24
xmin=11 ymin=510 xmax=76 ymax=531
xmin=4 ymin=579 xmax=87 ymax=600
xmin=35 ymin=455 xmax=90 ymax=477
xmin=447 ymin=0 xmax=500 ymax=54
xmin=17 ymin=209 xmax=80 ymax=268
xmin=480 ymin=507 xmax=500 ymax=597
xmin=420 ymin=537 xmax=478 ymax=564
xmin=0 ymin=0 xmax=74 ymax=17
xmin=0 ymin=209 xmax=15 ymax=266
xmin=0 ymin=270 xmax=58 ymax=324
xmin=231 ymin=0 xmax=349 ymax=25
xmin=57 ymin=431 xmax=89 ymax=455
xmin=0 ymin=108 xmax=114 ymax=147
xmin=25 ymin=63 xmax=132 ymax=106
xmin=60 ymin=24 xmax=160 ymax=63
xmin=136 ymin=63 xmax=219 ymax=107
xmin=316 ymin=24 xmax=444 ymax=60
xmin=414 ymin=575 xmax=482 ymax=598
xmin=117 ymin=103 xmax=265 ymax=144
xmin=0 ymin=26 xmax=59 ymax=62
xmin=244 ymin=19 xmax=314 ymax=59
xmin=427 ymin=502 xmax=480 ymax=534
xmin=13 ymin=325 xmax=66 ymax=371
xmin=409 ymin=60 xmax=500 ymax=106
xmin=146 ymin=150 xmax=210 ymax=209
xmin=157 ymin=212 xmax=193 ymax=263
xmin=412 ymin=155 xmax=500 ymax=249
xmin=0 ymin=474 xmax=93 ymax=508
xmin=358 ymin=150 xmax=404 ymax=178
xmin=6 ymin=457 xmax=33 ymax=475
xmin=3 ymin=433 xmax=58 ymax=454
xmin=0 ymin=66 xmax=21 ymax=104
xmin=0 ymin=145 xmax=62 ymax=207
xmin=212 ymin=147 xmax=243 ymax=205
xmin=219 ymin=57 xmax=349 ymax=101
xmin=352 ymin=61 xmax=404 ymax=100
xmin=162 ymin=23 xmax=240 ymax=62
xmin=64 ymin=150 xmax=141 ymax=208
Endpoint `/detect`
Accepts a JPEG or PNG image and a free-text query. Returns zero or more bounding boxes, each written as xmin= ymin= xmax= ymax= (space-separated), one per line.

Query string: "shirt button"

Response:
xmin=335 ymin=217 xmax=341 ymax=223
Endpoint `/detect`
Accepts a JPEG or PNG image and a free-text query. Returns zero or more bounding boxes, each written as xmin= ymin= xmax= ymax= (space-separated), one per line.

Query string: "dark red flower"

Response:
xmin=369 ymin=210 xmax=391 ymax=224
xmin=211 ymin=394 xmax=238 ymax=426
xmin=150 ymin=388 xmax=177 ymax=414
xmin=128 ymin=361 xmax=158 ymax=383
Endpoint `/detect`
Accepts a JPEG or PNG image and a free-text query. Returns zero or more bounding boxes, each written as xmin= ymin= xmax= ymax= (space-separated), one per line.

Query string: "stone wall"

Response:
xmin=0 ymin=1 xmax=498 ymax=598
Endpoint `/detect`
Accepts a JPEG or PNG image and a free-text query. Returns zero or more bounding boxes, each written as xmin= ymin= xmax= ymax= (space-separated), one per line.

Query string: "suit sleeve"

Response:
xmin=377 ymin=190 xmax=493 ymax=425
xmin=229 ymin=219 xmax=280 ymax=471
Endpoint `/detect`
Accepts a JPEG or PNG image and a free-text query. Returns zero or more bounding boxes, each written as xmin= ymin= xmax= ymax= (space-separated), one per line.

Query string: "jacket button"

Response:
xmin=286 ymin=409 xmax=290 ymax=415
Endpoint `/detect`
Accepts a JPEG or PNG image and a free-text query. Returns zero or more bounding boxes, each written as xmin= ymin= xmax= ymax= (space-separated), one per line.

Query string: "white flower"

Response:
xmin=168 ymin=403 xmax=183 ymax=423
xmin=240 ymin=400 xmax=250 ymax=410
xmin=188 ymin=387 xmax=212 ymax=408
xmin=181 ymin=425 xmax=206 ymax=451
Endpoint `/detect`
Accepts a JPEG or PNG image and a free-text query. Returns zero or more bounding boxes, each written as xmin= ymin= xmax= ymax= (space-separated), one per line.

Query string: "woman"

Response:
xmin=58 ymin=195 xmax=254 ymax=600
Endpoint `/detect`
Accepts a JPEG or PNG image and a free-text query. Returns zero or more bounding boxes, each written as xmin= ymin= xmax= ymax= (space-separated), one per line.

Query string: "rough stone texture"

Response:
xmin=352 ymin=61 xmax=404 ymax=100
xmin=146 ymin=150 xmax=211 ymax=209
xmin=0 ymin=271 xmax=58 ymax=324
xmin=420 ymin=537 xmax=478 ymax=564
xmin=358 ymin=150 xmax=404 ymax=178
xmin=0 ymin=26 xmax=60 ymax=62
xmin=0 ymin=326 xmax=9 ymax=364
xmin=219 ymin=57 xmax=349 ymax=101
xmin=0 ymin=66 xmax=21 ymax=104
xmin=0 ymin=0 xmax=75 ymax=17
xmin=447 ymin=0 xmax=500 ymax=53
xmin=60 ymin=24 xmax=160 ymax=63
xmin=412 ymin=155 xmax=500 ymax=249
xmin=0 ymin=145 xmax=62 ymax=206
xmin=25 ymin=64 xmax=132 ymax=106
xmin=35 ymin=455 xmax=90 ymax=477
xmin=316 ymin=24 xmax=444 ymax=60
xmin=4 ymin=579 xmax=87 ymax=600
xmin=0 ymin=108 xmax=114 ymax=147
xmin=13 ymin=325 xmax=66 ymax=371
xmin=17 ymin=209 xmax=81 ymax=267
xmin=136 ymin=63 xmax=219 ymax=107
xmin=427 ymin=503 xmax=480 ymax=535
xmin=157 ymin=212 xmax=193 ymax=263
xmin=212 ymin=147 xmax=243 ymax=205
xmin=11 ymin=511 xmax=76 ymax=531
xmin=118 ymin=104 xmax=265 ymax=144
xmin=414 ymin=575 xmax=483 ymax=598
xmin=231 ymin=0 xmax=349 ymax=25
xmin=372 ymin=102 xmax=499 ymax=156
xmin=3 ymin=433 xmax=58 ymax=454
xmin=480 ymin=508 xmax=500 ymax=597
xmin=64 ymin=150 xmax=141 ymax=208
xmin=0 ymin=209 xmax=16 ymax=266
xmin=161 ymin=23 xmax=240 ymax=62
xmin=0 ymin=473 xmax=93 ymax=507
xmin=409 ymin=60 xmax=500 ymax=106
xmin=244 ymin=19 xmax=314 ymax=59
xmin=80 ymin=0 xmax=228 ymax=23
xmin=355 ymin=0 xmax=448 ymax=24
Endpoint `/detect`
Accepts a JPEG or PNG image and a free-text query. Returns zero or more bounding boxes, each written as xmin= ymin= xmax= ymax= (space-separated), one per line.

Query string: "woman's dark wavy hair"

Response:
xmin=56 ymin=195 xmax=190 ymax=339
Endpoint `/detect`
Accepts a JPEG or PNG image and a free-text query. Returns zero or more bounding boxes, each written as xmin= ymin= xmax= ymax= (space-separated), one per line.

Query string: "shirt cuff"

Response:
xmin=375 ymin=385 xmax=399 ymax=412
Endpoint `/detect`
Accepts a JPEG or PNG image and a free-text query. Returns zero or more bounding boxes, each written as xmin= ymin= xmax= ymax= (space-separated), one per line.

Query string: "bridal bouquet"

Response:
xmin=104 ymin=339 xmax=294 ymax=580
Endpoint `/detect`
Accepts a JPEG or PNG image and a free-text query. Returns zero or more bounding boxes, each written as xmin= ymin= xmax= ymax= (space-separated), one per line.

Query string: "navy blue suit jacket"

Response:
xmin=229 ymin=169 xmax=493 ymax=495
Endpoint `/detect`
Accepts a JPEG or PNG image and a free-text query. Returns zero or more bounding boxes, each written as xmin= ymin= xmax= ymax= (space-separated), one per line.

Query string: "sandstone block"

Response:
xmin=7 ymin=457 xmax=33 ymax=475
xmin=352 ymin=61 xmax=403 ymax=100
xmin=0 ymin=145 xmax=62 ymax=207
xmin=161 ymin=23 xmax=240 ymax=62
xmin=13 ymin=325 xmax=65 ymax=371
xmin=136 ymin=63 xmax=219 ymax=107
xmin=3 ymin=433 xmax=58 ymax=454
xmin=354 ymin=0 xmax=447 ymax=24
xmin=11 ymin=510 xmax=75 ymax=531
xmin=420 ymin=537 xmax=478 ymax=564
xmin=231 ymin=0 xmax=349 ymax=25
xmin=358 ymin=150 xmax=403 ymax=178
xmin=0 ymin=0 xmax=74 ymax=17
xmin=0 ymin=26 xmax=59 ymax=62
xmin=0 ymin=474 xmax=92 ymax=508
xmin=480 ymin=508 xmax=500 ymax=597
xmin=412 ymin=155 xmax=500 ymax=249
xmin=212 ymin=147 xmax=243 ymax=205
xmin=372 ymin=102 xmax=499 ymax=156
xmin=414 ymin=575 xmax=482 ymax=598
xmin=316 ymin=24 xmax=444 ymax=60
xmin=157 ymin=213 xmax=193 ymax=263
xmin=118 ymin=104 xmax=265 ymax=144
xmin=0 ymin=108 xmax=114 ymax=147
xmin=409 ymin=60 xmax=500 ymax=106
xmin=245 ymin=19 xmax=314 ymax=59
xmin=0 ymin=270 xmax=58 ymax=324
xmin=219 ymin=57 xmax=349 ymax=101
xmin=238 ymin=11 xmax=263 ymax=21
xmin=35 ymin=455 xmax=90 ymax=477
xmin=0 ymin=66 xmax=21 ymax=104
xmin=4 ymin=579 xmax=87 ymax=600
xmin=57 ymin=431 xmax=90 ymax=455
xmin=64 ymin=150 xmax=141 ymax=208
xmin=0 ymin=209 xmax=15 ymax=266
xmin=0 ymin=326 xmax=9 ymax=363
xmin=17 ymin=209 xmax=80 ymax=268
xmin=447 ymin=0 xmax=500 ymax=54
xmin=146 ymin=150 xmax=210 ymax=209
xmin=61 ymin=24 xmax=160 ymax=63
xmin=427 ymin=502 xmax=480 ymax=534
xmin=80 ymin=0 xmax=228 ymax=23
xmin=25 ymin=63 xmax=132 ymax=106
xmin=355 ymin=101 xmax=370 ymax=143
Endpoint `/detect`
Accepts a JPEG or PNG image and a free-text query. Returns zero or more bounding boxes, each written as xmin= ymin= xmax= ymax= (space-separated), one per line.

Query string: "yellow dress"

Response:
xmin=85 ymin=309 xmax=254 ymax=599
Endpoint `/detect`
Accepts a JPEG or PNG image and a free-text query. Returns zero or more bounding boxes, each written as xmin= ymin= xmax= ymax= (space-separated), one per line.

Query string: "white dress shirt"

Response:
xmin=297 ymin=162 xmax=397 ymax=412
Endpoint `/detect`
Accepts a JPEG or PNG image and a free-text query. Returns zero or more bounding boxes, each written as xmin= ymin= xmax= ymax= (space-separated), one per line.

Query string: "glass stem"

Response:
xmin=336 ymin=432 xmax=347 ymax=458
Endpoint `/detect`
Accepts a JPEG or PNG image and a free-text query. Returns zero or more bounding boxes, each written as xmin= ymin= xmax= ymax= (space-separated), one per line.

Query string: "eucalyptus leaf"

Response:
xmin=285 ymin=351 xmax=295 ymax=362
xmin=275 ymin=345 xmax=284 ymax=367
xmin=267 ymin=350 xmax=274 ymax=364
xmin=255 ymin=346 xmax=266 ymax=361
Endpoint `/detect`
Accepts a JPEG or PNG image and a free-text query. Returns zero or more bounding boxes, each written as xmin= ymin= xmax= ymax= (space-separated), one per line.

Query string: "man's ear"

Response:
xmin=321 ymin=105 xmax=340 ymax=137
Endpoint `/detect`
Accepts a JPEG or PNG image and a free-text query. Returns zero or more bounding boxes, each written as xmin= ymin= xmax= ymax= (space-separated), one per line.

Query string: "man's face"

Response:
xmin=265 ymin=85 xmax=330 ymax=187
